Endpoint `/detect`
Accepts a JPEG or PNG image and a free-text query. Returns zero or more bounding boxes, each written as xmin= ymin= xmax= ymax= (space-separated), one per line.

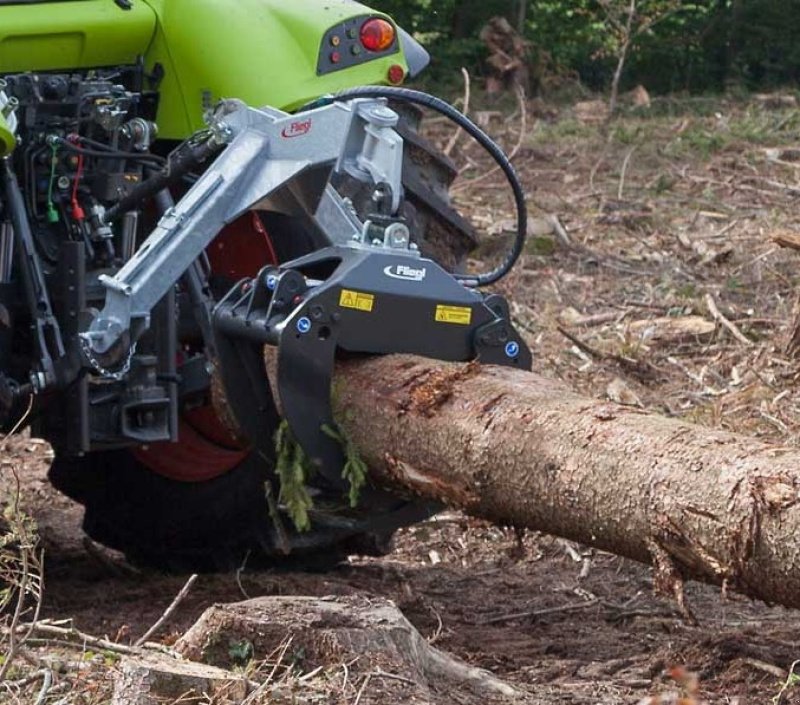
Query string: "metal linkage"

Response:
xmin=82 ymin=98 xmax=407 ymax=368
xmin=1 ymin=159 xmax=65 ymax=390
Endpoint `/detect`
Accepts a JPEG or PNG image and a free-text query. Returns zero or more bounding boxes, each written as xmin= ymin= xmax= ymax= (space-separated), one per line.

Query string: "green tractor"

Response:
xmin=0 ymin=0 xmax=529 ymax=569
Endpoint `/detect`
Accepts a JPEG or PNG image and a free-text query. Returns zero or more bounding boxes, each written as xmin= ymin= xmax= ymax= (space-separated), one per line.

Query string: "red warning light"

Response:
xmin=360 ymin=18 xmax=395 ymax=52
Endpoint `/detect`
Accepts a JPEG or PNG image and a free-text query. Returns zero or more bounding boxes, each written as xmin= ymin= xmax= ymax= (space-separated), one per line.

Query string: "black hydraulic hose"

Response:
xmin=306 ymin=86 xmax=527 ymax=288
xmin=48 ymin=136 xmax=165 ymax=166
xmin=102 ymin=137 xmax=223 ymax=223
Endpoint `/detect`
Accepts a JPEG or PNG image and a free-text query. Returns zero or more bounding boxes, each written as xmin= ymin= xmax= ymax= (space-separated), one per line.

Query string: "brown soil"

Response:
xmin=7 ymin=93 xmax=800 ymax=703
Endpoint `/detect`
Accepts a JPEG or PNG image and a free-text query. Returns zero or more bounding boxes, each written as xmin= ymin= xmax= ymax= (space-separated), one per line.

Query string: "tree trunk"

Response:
xmin=330 ymin=355 xmax=800 ymax=610
xmin=607 ymin=0 xmax=637 ymax=119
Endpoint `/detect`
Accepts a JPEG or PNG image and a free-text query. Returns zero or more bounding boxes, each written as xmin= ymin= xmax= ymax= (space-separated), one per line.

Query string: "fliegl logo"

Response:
xmin=383 ymin=264 xmax=427 ymax=282
xmin=281 ymin=118 xmax=312 ymax=139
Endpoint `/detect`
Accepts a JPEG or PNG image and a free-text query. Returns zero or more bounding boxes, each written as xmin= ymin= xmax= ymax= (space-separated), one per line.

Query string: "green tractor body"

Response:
xmin=0 ymin=0 xmax=412 ymax=138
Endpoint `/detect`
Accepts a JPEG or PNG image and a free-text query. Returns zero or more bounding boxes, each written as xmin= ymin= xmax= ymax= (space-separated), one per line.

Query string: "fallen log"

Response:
xmin=329 ymin=355 xmax=800 ymax=611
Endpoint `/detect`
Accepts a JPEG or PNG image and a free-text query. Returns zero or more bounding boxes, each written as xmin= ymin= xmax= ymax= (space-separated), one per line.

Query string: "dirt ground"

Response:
xmin=7 ymin=91 xmax=800 ymax=703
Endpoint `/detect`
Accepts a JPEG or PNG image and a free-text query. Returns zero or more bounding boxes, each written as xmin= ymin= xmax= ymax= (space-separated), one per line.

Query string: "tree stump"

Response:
xmin=176 ymin=595 xmax=524 ymax=704
xmin=111 ymin=653 xmax=248 ymax=705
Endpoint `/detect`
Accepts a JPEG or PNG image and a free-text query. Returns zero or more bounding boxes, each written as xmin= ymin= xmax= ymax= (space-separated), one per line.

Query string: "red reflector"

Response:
xmin=360 ymin=18 xmax=395 ymax=52
xmin=387 ymin=64 xmax=405 ymax=84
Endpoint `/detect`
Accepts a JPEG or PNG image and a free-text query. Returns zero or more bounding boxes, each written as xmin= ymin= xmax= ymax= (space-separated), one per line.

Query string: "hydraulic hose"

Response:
xmin=308 ymin=86 xmax=528 ymax=288
xmin=102 ymin=137 xmax=222 ymax=223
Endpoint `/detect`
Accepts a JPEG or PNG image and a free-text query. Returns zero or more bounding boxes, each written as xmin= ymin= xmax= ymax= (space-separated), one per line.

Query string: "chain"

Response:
xmin=79 ymin=336 xmax=137 ymax=381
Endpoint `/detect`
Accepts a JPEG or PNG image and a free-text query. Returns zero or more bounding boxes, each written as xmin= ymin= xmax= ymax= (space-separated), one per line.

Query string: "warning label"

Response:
xmin=339 ymin=288 xmax=375 ymax=312
xmin=435 ymin=305 xmax=472 ymax=325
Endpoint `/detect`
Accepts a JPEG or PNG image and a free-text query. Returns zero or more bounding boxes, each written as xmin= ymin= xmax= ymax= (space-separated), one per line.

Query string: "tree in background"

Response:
xmin=370 ymin=0 xmax=800 ymax=97
xmin=593 ymin=0 xmax=680 ymax=116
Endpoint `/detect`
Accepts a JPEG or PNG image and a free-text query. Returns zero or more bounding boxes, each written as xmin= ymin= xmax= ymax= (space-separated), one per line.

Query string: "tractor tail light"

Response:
xmin=360 ymin=18 xmax=395 ymax=52
xmin=387 ymin=64 xmax=405 ymax=84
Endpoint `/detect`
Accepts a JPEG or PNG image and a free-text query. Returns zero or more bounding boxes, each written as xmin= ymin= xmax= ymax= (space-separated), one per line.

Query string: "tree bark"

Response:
xmin=330 ymin=355 xmax=800 ymax=609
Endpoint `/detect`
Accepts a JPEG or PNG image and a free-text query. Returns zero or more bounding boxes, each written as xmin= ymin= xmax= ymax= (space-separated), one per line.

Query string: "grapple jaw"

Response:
xmin=213 ymin=243 xmax=531 ymax=484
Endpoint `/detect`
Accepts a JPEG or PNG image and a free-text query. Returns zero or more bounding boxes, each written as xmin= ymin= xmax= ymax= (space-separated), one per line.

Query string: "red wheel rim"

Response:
xmin=134 ymin=212 xmax=276 ymax=483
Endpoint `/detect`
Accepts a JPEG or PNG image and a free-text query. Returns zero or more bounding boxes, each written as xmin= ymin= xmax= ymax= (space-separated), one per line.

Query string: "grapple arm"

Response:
xmin=82 ymin=98 xmax=405 ymax=365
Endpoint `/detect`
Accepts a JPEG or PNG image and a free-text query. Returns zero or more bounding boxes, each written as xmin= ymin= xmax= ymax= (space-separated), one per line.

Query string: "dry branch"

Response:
xmin=330 ymin=355 xmax=800 ymax=610
xmin=134 ymin=573 xmax=197 ymax=647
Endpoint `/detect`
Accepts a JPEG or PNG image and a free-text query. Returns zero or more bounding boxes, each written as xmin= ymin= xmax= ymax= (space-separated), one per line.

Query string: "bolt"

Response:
xmin=296 ymin=317 xmax=312 ymax=334
xmin=310 ymin=305 xmax=325 ymax=320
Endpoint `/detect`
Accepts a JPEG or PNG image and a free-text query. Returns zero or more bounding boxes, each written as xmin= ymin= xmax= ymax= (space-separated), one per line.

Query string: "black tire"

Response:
xmin=49 ymin=450 xmax=399 ymax=572
xmin=48 ymin=125 xmax=462 ymax=572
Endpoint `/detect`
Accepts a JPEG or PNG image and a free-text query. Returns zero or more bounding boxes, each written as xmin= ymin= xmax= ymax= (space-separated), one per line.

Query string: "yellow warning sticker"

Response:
xmin=435 ymin=305 xmax=472 ymax=325
xmin=339 ymin=288 xmax=375 ymax=313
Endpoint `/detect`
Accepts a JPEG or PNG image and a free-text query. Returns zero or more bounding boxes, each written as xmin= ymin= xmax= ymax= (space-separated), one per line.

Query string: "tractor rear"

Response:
xmin=0 ymin=0 xmax=529 ymax=569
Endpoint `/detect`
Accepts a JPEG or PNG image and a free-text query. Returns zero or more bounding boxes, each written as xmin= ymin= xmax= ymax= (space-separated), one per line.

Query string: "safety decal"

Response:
xmin=435 ymin=305 xmax=472 ymax=325
xmin=339 ymin=288 xmax=375 ymax=312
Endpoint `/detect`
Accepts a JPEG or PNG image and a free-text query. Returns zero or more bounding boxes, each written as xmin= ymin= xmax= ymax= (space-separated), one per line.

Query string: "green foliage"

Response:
xmin=273 ymin=419 xmax=368 ymax=531
xmin=274 ymin=421 xmax=314 ymax=532
xmin=228 ymin=639 xmax=254 ymax=667
xmin=370 ymin=0 xmax=800 ymax=96
xmin=322 ymin=424 xmax=368 ymax=509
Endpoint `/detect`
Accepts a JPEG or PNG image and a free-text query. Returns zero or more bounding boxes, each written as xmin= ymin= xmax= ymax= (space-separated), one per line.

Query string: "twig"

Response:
xmin=705 ymin=294 xmax=753 ymax=346
xmin=618 ymin=145 xmax=637 ymax=200
xmin=265 ymin=635 xmax=294 ymax=686
xmin=15 ymin=623 xmax=180 ymax=658
xmin=557 ymin=325 xmax=659 ymax=381
xmin=33 ymin=668 xmax=52 ymax=705
xmin=235 ymin=549 xmax=252 ymax=600
xmin=478 ymin=598 xmax=599 ymax=625
xmin=443 ymin=68 xmax=471 ymax=157
xmin=353 ymin=669 xmax=417 ymax=705
xmin=371 ymin=669 xmax=418 ymax=686
xmin=773 ymin=659 xmax=800 ymax=705
xmin=741 ymin=658 xmax=786 ymax=680
xmin=427 ymin=605 xmax=444 ymax=645
xmin=772 ymin=230 xmax=800 ymax=251
xmin=547 ymin=214 xmax=573 ymax=248
xmin=352 ymin=673 xmax=372 ymax=705
xmin=453 ymin=84 xmax=526 ymax=191
xmin=0 ymin=392 xmax=42 ymax=683
xmin=4 ymin=668 xmax=49 ymax=690
xmin=134 ymin=573 xmax=198 ymax=646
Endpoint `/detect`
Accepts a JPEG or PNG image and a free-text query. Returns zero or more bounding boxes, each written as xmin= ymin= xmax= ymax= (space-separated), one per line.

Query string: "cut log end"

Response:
xmin=111 ymin=654 xmax=248 ymax=705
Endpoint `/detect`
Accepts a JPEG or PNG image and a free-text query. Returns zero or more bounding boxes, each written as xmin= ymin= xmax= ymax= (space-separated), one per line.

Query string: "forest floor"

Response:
xmin=6 ymin=91 xmax=800 ymax=703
